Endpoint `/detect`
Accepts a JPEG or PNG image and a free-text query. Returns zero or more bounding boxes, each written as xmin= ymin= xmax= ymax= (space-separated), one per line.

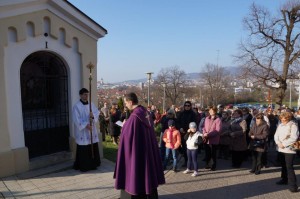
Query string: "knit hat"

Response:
xmin=189 ymin=122 xmax=197 ymax=129
xmin=168 ymin=119 xmax=175 ymax=127
xmin=167 ymin=109 xmax=175 ymax=115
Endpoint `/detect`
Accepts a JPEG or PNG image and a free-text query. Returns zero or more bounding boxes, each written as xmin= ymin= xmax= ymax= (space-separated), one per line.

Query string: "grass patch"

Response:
xmin=102 ymin=135 xmax=118 ymax=163
xmin=102 ymin=134 xmax=161 ymax=163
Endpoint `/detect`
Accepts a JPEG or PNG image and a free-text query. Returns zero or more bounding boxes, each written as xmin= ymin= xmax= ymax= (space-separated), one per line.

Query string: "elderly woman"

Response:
xmin=218 ymin=110 xmax=232 ymax=160
xmin=229 ymin=109 xmax=247 ymax=168
xmin=274 ymin=111 xmax=299 ymax=193
xmin=248 ymin=113 xmax=269 ymax=175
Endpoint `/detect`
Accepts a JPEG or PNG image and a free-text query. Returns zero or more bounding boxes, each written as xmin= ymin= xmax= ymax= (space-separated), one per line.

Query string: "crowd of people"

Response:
xmin=72 ymin=88 xmax=300 ymax=198
xmin=96 ymin=95 xmax=300 ymax=196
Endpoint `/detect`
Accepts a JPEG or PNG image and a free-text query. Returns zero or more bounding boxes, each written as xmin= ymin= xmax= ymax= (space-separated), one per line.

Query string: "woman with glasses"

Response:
xmin=274 ymin=111 xmax=299 ymax=193
xmin=177 ymin=101 xmax=197 ymax=167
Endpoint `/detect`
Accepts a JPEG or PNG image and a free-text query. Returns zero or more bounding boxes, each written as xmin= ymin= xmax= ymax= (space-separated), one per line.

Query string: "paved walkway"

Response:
xmin=0 ymin=149 xmax=299 ymax=199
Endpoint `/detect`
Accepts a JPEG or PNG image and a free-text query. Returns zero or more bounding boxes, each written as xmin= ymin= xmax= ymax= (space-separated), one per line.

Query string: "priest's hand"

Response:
xmin=86 ymin=124 xmax=92 ymax=131
xmin=90 ymin=112 xmax=94 ymax=119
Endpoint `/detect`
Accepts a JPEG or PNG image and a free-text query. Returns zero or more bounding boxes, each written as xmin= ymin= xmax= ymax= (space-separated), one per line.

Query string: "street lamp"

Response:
xmin=298 ymin=74 xmax=300 ymax=109
xmin=146 ymin=72 xmax=153 ymax=107
xmin=162 ymin=83 xmax=166 ymax=112
xmin=289 ymin=80 xmax=292 ymax=108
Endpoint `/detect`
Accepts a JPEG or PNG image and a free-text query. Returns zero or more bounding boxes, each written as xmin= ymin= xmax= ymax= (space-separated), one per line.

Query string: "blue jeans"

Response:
xmin=187 ymin=149 xmax=198 ymax=171
xmin=164 ymin=148 xmax=177 ymax=170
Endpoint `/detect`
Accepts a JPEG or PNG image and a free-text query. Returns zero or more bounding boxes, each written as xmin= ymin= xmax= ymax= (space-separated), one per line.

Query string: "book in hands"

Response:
xmin=115 ymin=120 xmax=123 ymax=127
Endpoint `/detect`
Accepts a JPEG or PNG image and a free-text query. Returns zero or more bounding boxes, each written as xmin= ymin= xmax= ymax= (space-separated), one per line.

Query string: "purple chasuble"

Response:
xmin=114 ymin=105 xmax=165 ymax=195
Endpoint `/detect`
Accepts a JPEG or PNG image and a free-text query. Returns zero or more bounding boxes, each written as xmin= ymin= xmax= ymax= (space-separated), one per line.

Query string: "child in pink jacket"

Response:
xmin=163 ymin=119 xmax=181 ymax=172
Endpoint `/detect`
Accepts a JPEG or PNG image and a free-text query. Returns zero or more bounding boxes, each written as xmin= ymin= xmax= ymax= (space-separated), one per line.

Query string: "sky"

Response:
xmin=68 ymin=0 xmax=287 ymax=83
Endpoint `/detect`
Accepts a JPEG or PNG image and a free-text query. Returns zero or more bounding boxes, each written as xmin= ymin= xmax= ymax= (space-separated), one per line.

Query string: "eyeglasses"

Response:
xmin=184 ymin=104 xmax=191 ymax=107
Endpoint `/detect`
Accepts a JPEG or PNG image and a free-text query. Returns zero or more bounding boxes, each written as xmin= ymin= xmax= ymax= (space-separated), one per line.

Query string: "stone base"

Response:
xmin=0 ymin=147 xmax=29 ymax=178
xmin=0 ymin=136 xmax=103 ymax=178
xmin=29 ymin=151 xmax=72 ymax=170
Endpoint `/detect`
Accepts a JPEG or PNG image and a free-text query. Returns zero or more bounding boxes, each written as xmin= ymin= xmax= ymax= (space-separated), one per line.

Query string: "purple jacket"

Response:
xmin=202 ymin=116 xmax=222 ymax=145
xmin=114 ymin=105 xmax=165 ymax=195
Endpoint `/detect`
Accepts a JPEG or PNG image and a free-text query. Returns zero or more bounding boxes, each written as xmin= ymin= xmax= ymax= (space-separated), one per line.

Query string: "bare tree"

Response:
xmin=235 ymin=1 xmax=300 ymax=106
xmin=201 ymin=63 xmax=231 ymax=106
xmin=156 ymin=66 xmax=187 ymax=105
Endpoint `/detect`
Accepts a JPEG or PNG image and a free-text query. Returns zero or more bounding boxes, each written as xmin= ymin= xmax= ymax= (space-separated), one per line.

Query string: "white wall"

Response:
xmin=4 ymin=35 xmax=81 ymax=149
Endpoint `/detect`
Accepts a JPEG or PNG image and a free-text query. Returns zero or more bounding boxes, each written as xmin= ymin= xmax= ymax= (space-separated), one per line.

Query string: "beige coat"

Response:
xmin=229 ymin=120 xmax=248 ymax=151
xmin=219 ymin=119 xmax=231 ymax=145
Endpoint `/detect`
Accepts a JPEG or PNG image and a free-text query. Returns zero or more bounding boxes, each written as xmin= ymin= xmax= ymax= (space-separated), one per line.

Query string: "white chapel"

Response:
xmin=0 ymin=0 xmax=107 ymax=177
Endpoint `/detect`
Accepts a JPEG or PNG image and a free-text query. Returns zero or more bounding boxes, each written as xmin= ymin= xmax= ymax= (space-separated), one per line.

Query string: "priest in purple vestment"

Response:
xmin=114 ymin=92 xmax=165 ymax=199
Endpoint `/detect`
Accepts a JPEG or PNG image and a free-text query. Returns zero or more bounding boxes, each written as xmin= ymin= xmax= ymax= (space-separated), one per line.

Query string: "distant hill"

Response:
xmin=109 ymin=66 xmax=240 ymax=85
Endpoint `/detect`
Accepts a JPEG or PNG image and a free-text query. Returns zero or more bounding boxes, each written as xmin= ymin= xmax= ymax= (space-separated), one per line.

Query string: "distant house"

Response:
xmin=0 ymin=0 xmax=107 ymax=177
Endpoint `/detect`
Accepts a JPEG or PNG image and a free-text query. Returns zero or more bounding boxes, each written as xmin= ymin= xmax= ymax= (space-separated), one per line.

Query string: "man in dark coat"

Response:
xmin=114 ymin=92 xmax=165 ymax=199
xmin=177 ymin=101 xmax=197 ymax=166
xmin=242 ymin=107 xmax=253 ymax=160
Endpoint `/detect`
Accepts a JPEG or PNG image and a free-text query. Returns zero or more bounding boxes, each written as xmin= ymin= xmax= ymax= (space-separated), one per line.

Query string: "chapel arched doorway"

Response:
xmin=20 ymin=51 xmax=69 ymax=159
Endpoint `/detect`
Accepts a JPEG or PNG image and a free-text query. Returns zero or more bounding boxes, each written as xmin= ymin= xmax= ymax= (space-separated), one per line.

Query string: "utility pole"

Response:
xmin=146 ymin=72 xmax=153 ymax=107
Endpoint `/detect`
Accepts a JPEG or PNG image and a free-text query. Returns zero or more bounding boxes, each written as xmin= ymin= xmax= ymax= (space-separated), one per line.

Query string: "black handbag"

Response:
xmin=252 ymin=139 xmax=265 ymax=148
xmin=195 ymin=136 xmax=204 ymax=146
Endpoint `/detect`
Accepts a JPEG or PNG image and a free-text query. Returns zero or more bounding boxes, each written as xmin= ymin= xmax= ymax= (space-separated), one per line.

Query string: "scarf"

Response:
xmin=231 ymin=117 xmax=242 ymax=125
xmin=167 ymin=127 xmax=175 ymax=149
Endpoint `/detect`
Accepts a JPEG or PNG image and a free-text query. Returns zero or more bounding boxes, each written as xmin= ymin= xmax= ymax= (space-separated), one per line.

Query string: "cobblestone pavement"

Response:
xmin=0 ymin=148 xmax=299 ymax=199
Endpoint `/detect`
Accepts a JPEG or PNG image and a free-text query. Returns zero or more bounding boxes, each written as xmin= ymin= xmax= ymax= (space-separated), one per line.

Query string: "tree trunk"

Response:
xmin=275 ymin=85 xmax=287 ymax=107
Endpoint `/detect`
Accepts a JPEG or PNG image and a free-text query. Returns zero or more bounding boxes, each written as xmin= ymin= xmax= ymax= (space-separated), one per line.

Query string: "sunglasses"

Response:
xmin=184 ymin=104 xmax=191 ymax=107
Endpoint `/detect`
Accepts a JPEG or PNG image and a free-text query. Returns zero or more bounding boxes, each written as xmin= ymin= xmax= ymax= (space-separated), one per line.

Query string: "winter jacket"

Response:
xmin=220 ymin=118 xmax=231 ymax=146
xmin=163 ymin=128 xmax=181 ymax=149
xmin=186 ymin=131 xmax=201 ymax=150
xmin=229 ymin=119 xmax=248 ymax=151
xmin=202 ymin=116 xmax=222 ymax=145
xmin=274 ymin=121 xmax=299 ymax=154
xmin=248 ymin=121 xmax=269 ymax=152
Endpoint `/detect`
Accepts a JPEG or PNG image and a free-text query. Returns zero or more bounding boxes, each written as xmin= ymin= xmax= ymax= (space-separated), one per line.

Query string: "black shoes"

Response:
xmin=172 ymin=167 xmax=178 ymax=172
xmin=276 ymin=179 xmax=288 ymax=185
xmin=249 ymin=170 xmax=260 ymax=175
xmin=289 ymin=187 xmax=298 ymax=193
xmin=210 ymin=164 xmax=216 ymax=171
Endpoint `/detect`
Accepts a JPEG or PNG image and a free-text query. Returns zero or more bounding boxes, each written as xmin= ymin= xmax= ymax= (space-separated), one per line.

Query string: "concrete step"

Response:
xmin=29 ymin=151 xmax=73 ymax=170
xmin=17 ymin=151 xmax=73 ymax=179
xmin=17 ymin=160 xmax=73 ymax=179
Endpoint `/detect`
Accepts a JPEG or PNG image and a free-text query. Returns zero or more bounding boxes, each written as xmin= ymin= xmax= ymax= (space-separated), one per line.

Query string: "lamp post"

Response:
xmin=289 ymin=80 xmax=292 ymax=108
xmin=146 ymin=72 xmax=153 ymax=107
xmin=162 ymin=83 xmax=166 ymax=112
xmin=298 ymin=74 xmax=300 ymax=109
